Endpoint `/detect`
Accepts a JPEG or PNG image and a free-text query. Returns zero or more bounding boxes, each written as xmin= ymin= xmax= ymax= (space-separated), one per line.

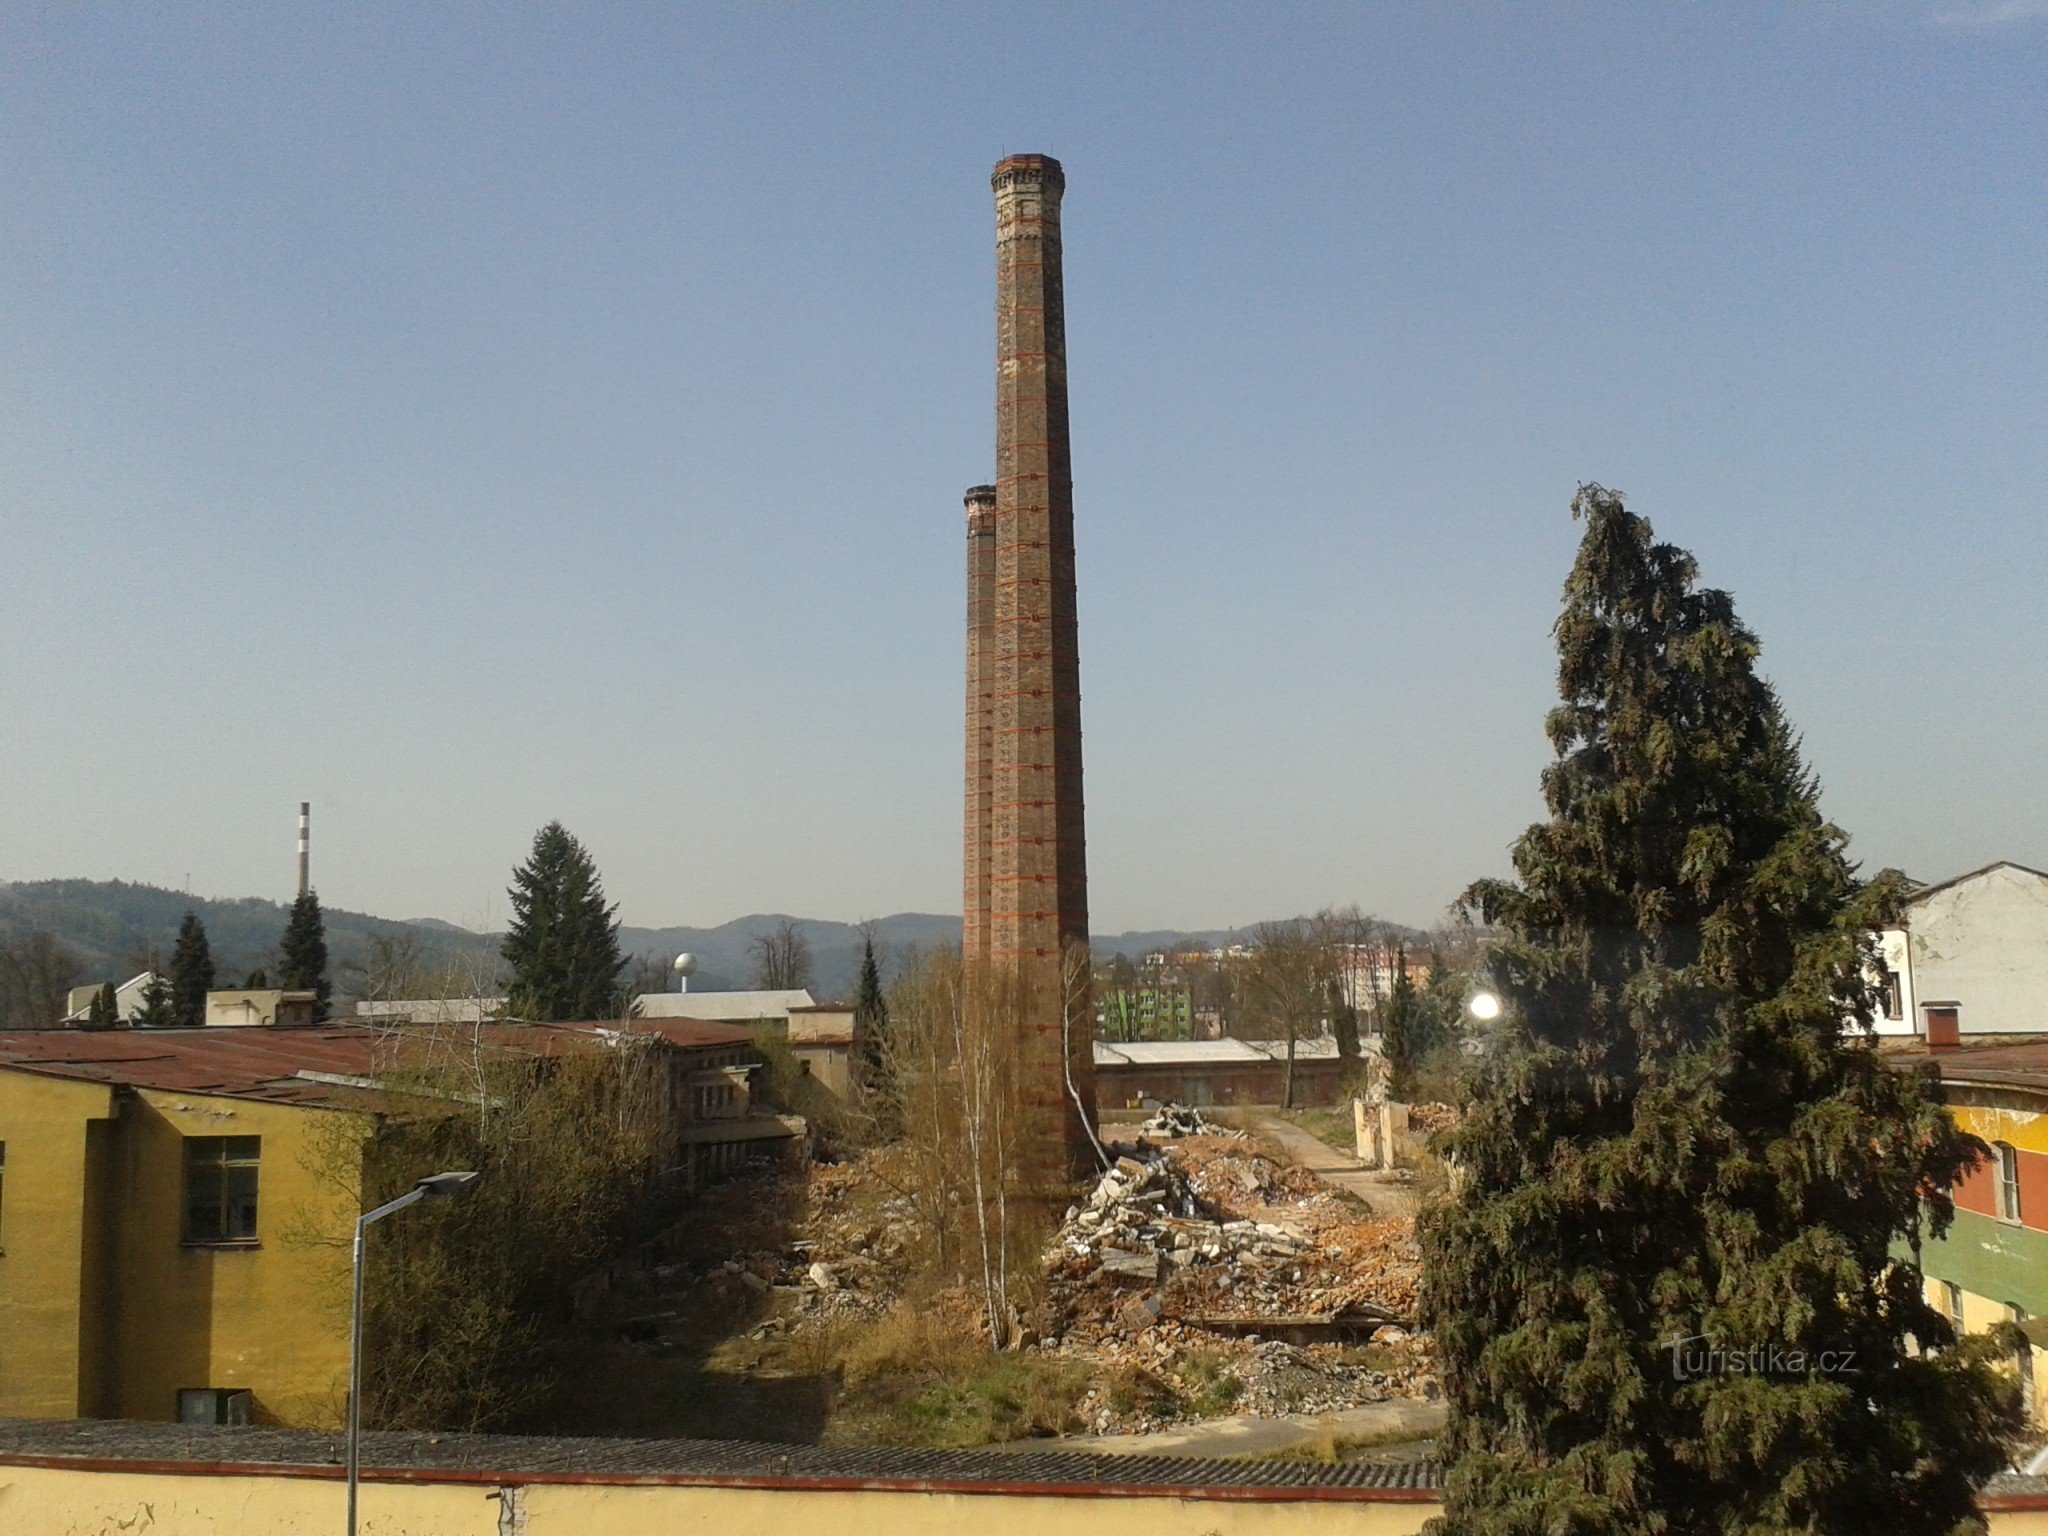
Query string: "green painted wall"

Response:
xmin=1913 ymin=1208 xmax=2048 ymax=1316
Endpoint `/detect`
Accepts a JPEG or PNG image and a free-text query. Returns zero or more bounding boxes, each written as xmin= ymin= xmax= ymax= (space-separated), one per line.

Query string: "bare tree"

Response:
xmin=748 ymin=919 xmax=814 ymax=992
xmin=1241 ymin=919 xmax=1328 ymax=1109
xmin=877 ymin=951 xmax=1046 ymax=1345
xmin=0 ymin=929 xmax=86 ymax=1029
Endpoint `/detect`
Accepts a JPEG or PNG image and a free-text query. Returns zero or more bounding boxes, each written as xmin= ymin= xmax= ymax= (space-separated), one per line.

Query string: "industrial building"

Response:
xmin=0 ymin=1019 xmax=798 ymax=1427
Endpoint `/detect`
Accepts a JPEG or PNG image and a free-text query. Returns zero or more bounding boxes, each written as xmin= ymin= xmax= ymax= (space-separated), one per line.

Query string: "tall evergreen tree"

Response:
xmin=167 ymin=912 xmax=215 ymax=1028
xmin=1381 ymin=945 xmax=1417 ymax=1096
xmin=83 ymin=980 xmax=119 ymax=1030
xmin=1420 ymin=486 xmax=2016 ymax=1534
xmin=501 ymin=822 xmax=626 ymax=1022
xmin=852 ymin=929 xmax=890 ymax=1104
xmin=278 ymin=890 xmax=331 ymax=1016
xmin=130 ymin=972 xmax=174 ymax=1029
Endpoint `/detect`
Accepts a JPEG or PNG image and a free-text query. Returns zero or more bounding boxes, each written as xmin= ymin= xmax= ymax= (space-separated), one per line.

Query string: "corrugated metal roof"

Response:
xmin=0 ymin=1417 xmax=1441 ymax=1493
xmin=0 ymin=1019 xmax=740 ymax=1112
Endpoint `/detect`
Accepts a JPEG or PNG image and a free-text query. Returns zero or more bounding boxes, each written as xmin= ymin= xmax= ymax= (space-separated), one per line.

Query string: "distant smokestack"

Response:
xmin=297 ymin=802 xmax=310 ymax=899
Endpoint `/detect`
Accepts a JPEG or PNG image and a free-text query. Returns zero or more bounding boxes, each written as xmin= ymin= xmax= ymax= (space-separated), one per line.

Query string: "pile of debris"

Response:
xmin=1040 ymin=1138 xmax=1419 ymax=1348
xmin=1048 ymin=1152 xmax=1303 ymax=1286
xmin=1137 ymin=1102 xmax=1243 ymax=1139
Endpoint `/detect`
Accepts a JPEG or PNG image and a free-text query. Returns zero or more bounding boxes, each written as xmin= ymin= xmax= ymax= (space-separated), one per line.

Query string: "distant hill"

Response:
xmin=0 ymin=879 xmax=1419 ymax=1007
xmin=0 ymin=879 xmax=497 ymax=995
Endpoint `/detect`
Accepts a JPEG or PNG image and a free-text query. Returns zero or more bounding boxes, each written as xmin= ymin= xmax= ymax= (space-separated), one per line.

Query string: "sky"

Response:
xmin=2 ymin=3 xmax=2043 ymax=935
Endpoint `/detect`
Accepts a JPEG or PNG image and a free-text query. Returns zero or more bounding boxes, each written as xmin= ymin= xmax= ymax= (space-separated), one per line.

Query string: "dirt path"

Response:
xmin=1250 ymin=1114 xmax=1419 ymax=1220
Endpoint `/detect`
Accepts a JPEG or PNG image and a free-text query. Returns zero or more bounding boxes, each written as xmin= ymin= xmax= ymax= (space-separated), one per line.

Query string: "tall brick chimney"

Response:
xmin=988 ymin=153 xmax=1088 ymax=966
xmin=983 ymin=153 xmax=1094 ymax=1171
xmin=962 ymin=484 xmax=998 ymax=960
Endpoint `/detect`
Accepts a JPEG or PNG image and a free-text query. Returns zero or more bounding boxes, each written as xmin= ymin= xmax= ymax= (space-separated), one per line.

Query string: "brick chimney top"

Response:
xmin=964 ymin=485 xmax=998 ymax=508
xmin=992 ymin=154 xmax=1063 ymax=191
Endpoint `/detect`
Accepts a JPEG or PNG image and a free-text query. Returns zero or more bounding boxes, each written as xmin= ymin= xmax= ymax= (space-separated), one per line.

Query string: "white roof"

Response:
xmin=356 ymin=998 xmax=506 ymax=1023
xmin=635 ymin=989 xmax=815 ymax=1021
xmin=1093 ymin=1037 xmax=1343 ymax=1067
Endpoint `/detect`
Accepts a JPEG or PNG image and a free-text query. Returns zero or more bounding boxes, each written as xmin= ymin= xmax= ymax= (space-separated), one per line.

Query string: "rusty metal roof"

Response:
xmin=1887 ymin=1040 xmax=2048 ymax=1093
xmin=0 ymin=1018 xmax=745 ymax=1113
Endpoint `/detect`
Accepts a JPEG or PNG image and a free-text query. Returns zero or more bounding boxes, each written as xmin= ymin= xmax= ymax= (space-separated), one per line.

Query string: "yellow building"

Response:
xmin=1898 ymin=1041 xmax=2048 ymax=1425
xmin=0 ymin=1027 xmax=378 ymax=1427
xmin=0 ymin=1018 xmax=797 ymax=1429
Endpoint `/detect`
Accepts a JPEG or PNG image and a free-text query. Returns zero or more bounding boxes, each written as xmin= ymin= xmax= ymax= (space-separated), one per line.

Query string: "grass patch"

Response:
xmin=1171 ymin=1348 xmax=1243 ymax=1417
xmin=1271 ymin=1106 xmax=1359 ymax=1158
xmin=1240 ymin=1417 xmax=1438 ymax=1464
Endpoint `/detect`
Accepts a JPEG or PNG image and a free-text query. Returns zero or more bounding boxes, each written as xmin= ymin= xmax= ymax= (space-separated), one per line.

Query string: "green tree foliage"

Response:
xmin=501 ymin=822 xmax=626 ymax=1022
xmin=168 ymin=912 xmax=215 ymax=1028
xmin=340 ymin=1034 xmax=667 ymax=1430
xmin=278 ymin=890 xmax=331 ymax=1016
xmin=1420 ymin=486 xmax=2017 ymax=1533
xmin=83 ymin=980 xmax=119 ymax=1030
xmin=853 ymin=928 xmax=891 ymax=1109
xmin=130 ymin=972 xmax=174 ymax=1028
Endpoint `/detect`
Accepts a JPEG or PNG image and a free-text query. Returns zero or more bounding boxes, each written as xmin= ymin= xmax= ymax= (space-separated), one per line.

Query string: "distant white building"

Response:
xmin=634 ymin=989 xmax=816 ymax=1022
xmin=62 ymin=972 xmax=162 ymax=1025
xmin=1859 ymin=861 xmax=2048 ymax=1042
xmin=356 ymin=997 xmax=506 ymax=1025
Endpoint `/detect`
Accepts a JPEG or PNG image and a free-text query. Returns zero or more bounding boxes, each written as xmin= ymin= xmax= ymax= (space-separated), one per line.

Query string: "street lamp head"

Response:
xmin=414 ymin=1170 xmax=480 ymax=1200
xmin=1467 ymin=990 xmax=1502 ymax=1022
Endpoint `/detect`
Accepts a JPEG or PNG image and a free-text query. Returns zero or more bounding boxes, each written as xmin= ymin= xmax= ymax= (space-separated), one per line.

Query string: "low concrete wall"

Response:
xmin=0 ymin=1461 xmax=1435 ymax=1536
xmin=5 ymin=1424 xmax=2046 ymax=1535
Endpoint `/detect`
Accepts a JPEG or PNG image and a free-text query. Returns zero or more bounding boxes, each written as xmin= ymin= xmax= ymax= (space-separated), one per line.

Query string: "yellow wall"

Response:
xmin=107 ymin=1088 xmax=368 ymax=1427
xmin=1926 ymin=1274 xmax=2048 ymax=1425
xmin=2 ymin=1465 xmax=2046 ymax=1536
xmin=0 ymin=1466 xmax=1438 ymax=1536
xmin=0 ymin=1070 xmax=115 ymax=1417
xmin=0 ymin=1065 xmax=370 ymax=1429
xmin=1954 ymin=1101 xmax=2048 ymax=1157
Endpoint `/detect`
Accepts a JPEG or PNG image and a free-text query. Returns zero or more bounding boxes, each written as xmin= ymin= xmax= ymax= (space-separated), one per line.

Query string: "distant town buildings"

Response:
xmin=1093 ymin=1037 xmax=1350 ymax=1109
xmin=1858 ymin=862 xmax=2048 ymax=1043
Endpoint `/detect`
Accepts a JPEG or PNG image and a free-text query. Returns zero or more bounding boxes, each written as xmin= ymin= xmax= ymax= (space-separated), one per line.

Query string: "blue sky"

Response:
xmin=3 ymin=3 xmax=2042 ymax=933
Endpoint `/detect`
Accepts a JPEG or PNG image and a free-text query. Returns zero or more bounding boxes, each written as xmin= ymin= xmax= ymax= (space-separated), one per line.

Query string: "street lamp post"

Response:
xmin=347 ymin=1170 xmax=479 ymax=1536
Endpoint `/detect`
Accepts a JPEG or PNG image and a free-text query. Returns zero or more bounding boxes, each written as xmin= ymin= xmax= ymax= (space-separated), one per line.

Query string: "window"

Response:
xmin=2011 ymin=1304 xmax=2037 ymax=1410
xmin=1882 ymin=970 xmax=1903 ymax=1021
xmin=1943 ymin=1280 xmax=1965 ymax=1332
xmin=183 ymin=1136 xmax=260 ymax=1244
xmin=1995 ymin=1142 xmax=2022 ymax=1223
xmin=177 ymin=1387 xmax=252 ymax=1425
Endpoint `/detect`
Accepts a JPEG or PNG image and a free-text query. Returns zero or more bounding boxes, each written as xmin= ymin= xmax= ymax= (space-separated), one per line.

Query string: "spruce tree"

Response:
xmin=1381 ymin=945 xmax=1417 ymax=1097
xmin=1420 ymin=485 xmax=2016 ymax=1534
xmin=167 ymin=912 xmax=215 ymax=1028
xmin=83 ymin=980 xmax=118 ymax=1030
xmin=501 ymin=822 xmax=626 ymax=1022
xmin=853 ymin=930 xmax=890 ymax=1103
xmin=130 ymin=973 xmax=174 ymax=1028
xmin=278 ymin=890 xmax=331 ymax=1016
